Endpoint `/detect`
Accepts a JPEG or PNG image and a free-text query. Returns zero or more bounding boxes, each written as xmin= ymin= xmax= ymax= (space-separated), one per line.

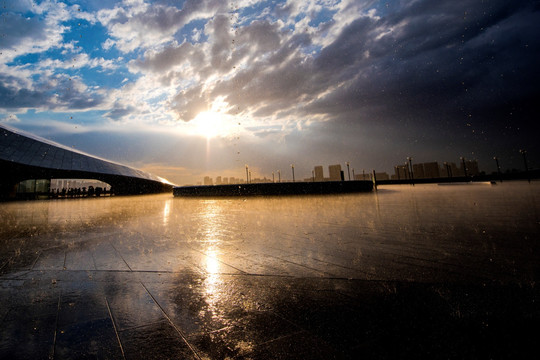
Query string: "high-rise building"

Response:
xmin=328 ymin=164 xmax=342 ymax=181
xmin=412 ymin=163 xmax=425 ymax=179
xmin=423 ymin=162 xmax=440 ymax=178
xmin=203 ymin=176 xmax=213 ymax=185
xmin=465 ymin=160 xmax=480 ymax=176
xmin=314 ymin=166 xmax=324 ymax=181
xmin=393 ymin=165 xmax=410 ymax=180
xmin=215 ymin=176 xmax=222 ymax=185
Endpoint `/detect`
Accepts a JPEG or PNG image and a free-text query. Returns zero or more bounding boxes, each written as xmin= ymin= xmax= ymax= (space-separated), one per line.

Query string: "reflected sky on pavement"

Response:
xmin=1 ymin=182 xmax=539 ymax=284
xmin=1 ymin=182 xmax=539 ymax=358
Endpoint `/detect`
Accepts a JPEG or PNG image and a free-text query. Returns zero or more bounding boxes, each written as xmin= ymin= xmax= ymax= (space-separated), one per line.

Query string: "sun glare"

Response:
xmin=192 ymin=111 xmax=229 ymax=139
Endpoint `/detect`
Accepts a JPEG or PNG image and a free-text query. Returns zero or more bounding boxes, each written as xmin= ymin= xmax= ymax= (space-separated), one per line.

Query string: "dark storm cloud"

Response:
xmin=164 ymin=0 xmax=539 ymax=135
xmin=0 ymin=11 xmax=48 ymax=49
xmin=308 ymin=1 xmax=540 ymax=128
xmin=0 ymin=75 xmax=104 ymax=111
xmin=208 ymin=32 xmax=314 ymax=117
xmin=0 ymin=82 xmax=50 ymax=109
xmin=246 ymin=0 xmax=539 ymax=133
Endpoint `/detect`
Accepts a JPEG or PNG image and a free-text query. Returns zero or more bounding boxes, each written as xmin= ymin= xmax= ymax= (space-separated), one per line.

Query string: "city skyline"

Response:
xmin=194 ymin=158 xmax=488 ymax=186
xmin=1 ymin=1 xmax=539 ymax=185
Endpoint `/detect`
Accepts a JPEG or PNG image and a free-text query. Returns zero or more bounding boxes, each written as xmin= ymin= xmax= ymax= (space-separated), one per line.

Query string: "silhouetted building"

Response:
xmin=329 ymin=164 xmax=342 ymax=181
xmin=412 ymin=164 xmax=425 ymax=179
xmin=393 ymin=165 xmax=410 ymax=180
xmin=314 ymin=166 xmax=324 ymax=181
xmin=0 ymin=124 xmax=173 ymax=199
xmin=375 ymin=172 xmax=390 ymax=181
xmin=440 ymin=162 xmax=462 ymax=177
xmin=203 ymin=176 xmax=213 ymax=185
xmin=423 ymin=162 xmax=440 ymax=178
xmin=465 ymin=160 xmax=480 ymax=176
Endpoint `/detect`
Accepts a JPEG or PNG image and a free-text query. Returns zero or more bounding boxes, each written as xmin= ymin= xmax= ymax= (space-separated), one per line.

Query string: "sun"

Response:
xmin=192 ymin=111 xmax=230 ymax=139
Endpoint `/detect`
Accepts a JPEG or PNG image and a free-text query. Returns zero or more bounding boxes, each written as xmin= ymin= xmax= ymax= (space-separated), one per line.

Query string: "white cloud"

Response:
xmin=0 ymin=113 xmax=21 ymax=123
xmin=96 ymin=0 xmax=227 ymax=53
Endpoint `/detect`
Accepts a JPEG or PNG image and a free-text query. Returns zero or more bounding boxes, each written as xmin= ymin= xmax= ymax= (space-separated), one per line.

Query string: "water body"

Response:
xmin=0 ymin=182 xmax=539 ymax=358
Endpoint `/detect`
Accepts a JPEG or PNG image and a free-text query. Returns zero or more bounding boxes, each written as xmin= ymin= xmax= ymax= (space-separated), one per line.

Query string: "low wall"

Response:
xmin=173 ymin=180 xmax=373 ymax=197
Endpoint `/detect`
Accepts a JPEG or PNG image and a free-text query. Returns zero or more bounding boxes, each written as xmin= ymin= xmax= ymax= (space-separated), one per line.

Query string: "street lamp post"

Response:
xmin=278 ymin=170 xmax=281 ymax=183
xmin=460 ymin=157 xmax=468 ymax=178
xmin=520 ymin=150 xmax=530 ymax=183
xmin=291 ymin=164 xmax=295 ymax=182
xmin=407 ymin=157 xmax=414 ymax=185
xmin=352 ymin=168 xmax=355 ymax=180
xmin=444 ymin=162 xmax=451 ymax=179
xmin=245 ymin=165 xmax=249 ymax=184
xmin=346 ymin=162 xmax=350 ymax=181
xmin=272 ymin=171 xmax=275 ymax=183
xmin=493 ymin=157 xmax=502 ymax=183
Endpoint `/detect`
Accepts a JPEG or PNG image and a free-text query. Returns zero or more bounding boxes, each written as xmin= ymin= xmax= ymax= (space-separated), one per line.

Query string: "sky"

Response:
xmin=1 ymin=0 xmax=539 ymax=185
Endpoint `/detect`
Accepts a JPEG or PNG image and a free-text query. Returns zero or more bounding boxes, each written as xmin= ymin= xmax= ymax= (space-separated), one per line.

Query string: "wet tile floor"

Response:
xmin=1 ymin=186 xmax=539 ymax=359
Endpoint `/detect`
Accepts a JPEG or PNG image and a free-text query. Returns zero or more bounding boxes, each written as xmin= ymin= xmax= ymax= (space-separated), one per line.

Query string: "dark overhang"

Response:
xmin=0 ymin=124 xmax=174 ymax=198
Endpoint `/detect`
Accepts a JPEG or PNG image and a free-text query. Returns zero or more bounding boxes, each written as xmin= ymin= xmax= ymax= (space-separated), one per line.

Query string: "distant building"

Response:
xmin=439 ymin=162 xmax=465 ymax=177
xmin=451 ymin=162 xmax=461 ymax=177
xmin=203 ymin=176 xmax=213 ymax=185
xmin=252 ymin=177 xmax=271 ymax=183
xmin=374 ymin=172 xmax=390 ymax=181
xmin=215 ymin=176 xmax=222 ymax=185
xmin=393 ymin=165 xmax=410 ymax=180
xmin=353 ymin=169 xmax=369 ymax=181
xmin=423 ymin=162 xmax=440 ymax=178
xmin=412 ymin=164 xmax=425 ymax=179
xmin=328 ymin=164 xmax=342 ymax=181
xmin=465 ymin=160 xmax=480 ymax=176
xmin=314 ymin=166 xmax=324 ymax=181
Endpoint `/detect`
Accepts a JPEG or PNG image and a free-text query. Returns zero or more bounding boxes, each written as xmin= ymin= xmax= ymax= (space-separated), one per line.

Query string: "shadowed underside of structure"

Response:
xmin=0 ymin=124 xmax=174 ymax=199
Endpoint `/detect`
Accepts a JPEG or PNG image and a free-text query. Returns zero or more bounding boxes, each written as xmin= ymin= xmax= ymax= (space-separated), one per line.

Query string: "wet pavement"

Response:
xmin=1 ymin=182 xmax=539 ymax=359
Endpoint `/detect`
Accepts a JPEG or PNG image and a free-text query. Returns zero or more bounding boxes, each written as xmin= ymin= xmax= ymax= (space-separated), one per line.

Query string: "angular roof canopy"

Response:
xmin=0 ymin=124 xmax=174 ymax=198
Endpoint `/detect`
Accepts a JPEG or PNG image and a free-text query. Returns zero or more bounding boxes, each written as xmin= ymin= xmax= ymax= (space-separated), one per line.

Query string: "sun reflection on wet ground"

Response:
xmin=162 ymin=199 xmax=171 ymax=226
xmin=1 ymin=182 xmax=539 ymax=358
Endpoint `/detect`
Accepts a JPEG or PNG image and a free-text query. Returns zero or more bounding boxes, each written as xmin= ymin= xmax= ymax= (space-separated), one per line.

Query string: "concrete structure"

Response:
xmin=393 ymin=165 xmax=410 ymax=180
xmin=314 ymin=165 xmax=324 ymax=181
xmin=174 ymin=180 xmax=373 ymax=196
xmin=440 ymin=162 xmax=460 ymax=177
xmin=423 ymin=161 xmax=440 ymax=178
xmin=0 ymin=124 xmax=173 ymax=199
xmin=374 ymin=172 xmax=390 ymax=181
xmin=412 ymin=163 xmax=425 ymax=179
xmin=328 ymin=164 xmax=343 ymax=181
xmin=465 ymin=160 xmax=480 ymax=176
xmin=203 ymin=176 xmax=213 ymax=185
